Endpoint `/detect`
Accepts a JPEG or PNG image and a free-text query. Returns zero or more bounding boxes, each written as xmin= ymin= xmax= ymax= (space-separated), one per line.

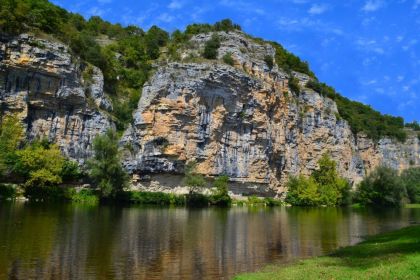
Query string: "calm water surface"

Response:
xmin=1 ymin=202 xmax=420 ymax=279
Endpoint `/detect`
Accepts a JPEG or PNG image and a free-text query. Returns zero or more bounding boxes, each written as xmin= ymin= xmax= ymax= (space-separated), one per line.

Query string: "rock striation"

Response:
xmin=121 ymin=31 xmax=419 ymax=195
xmin=1 ymin=31 xmax=418 ymax=196
xmin=0 ymin=34 xmax=112 ymax=163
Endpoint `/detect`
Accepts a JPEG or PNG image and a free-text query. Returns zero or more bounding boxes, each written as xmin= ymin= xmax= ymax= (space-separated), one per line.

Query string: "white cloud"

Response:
xmin=157 ymin=13 xmax=175 ymax=23
xmin=277 ymin=17 xmax=343 ymax=34
xmin=362 ymin=0 xmax=385 ymax=12
xmin=168 ymin=0 xmax=184 ymax=9
xmin=97 ymin=0 xmax=112 ymax=4
xmin=308 ymin=4 xmax=328 ymax=15
xmin=414 ymin=0 xmax=420 ymax=9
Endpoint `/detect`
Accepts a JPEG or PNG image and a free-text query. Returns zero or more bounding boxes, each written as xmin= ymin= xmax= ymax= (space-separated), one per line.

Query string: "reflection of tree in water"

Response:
xmin=0 ymin=202 xmax=60 ymax=279
xmin=1 ymin=203 xmax=419 ymax=279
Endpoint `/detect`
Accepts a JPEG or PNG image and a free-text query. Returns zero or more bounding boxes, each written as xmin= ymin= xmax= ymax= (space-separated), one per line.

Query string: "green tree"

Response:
xmin=285 ymin=175 xmax=321 ymax=206
xmin=203 ymin=34 xmax=221 ymax=59
xmin=211 ymin=175 xmax=231 ymax=206
xmin=0 ymin=114 xmax=24 ymax=176
xmin=15 ymin=141 xmax=65 ymax=188
xmin=356 ymin=166 xmax=407 ymax=207
xmin=184 ymin=161 xmax=206 ymax=193
xmin=87 ymin=129 xmax=129 ymax=198
xmin=312 ymin=154 xmax=350 ymax=206
xmin=400 ymin=168 xmax=420 ymax=203
xmin=285 ymin=154 xmax=350 ymax=206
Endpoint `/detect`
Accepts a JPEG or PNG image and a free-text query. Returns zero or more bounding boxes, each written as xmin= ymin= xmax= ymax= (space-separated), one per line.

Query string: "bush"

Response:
xmin=399 ymin=168 xmax=420 ymax=203
xmin=203 ymin=34 xmax=221 ymax=59
xmin=288 ymin=76 xmax=300 ymax=94
xmin=285 ymin=154 xmax=351 ymax=206
xmin=223 ymin=52 xmax=235 ymax=66
xmin=264 ymin=55 xmax=274 ymax=70
xmin=264 ymin=197 xmax=283 ymax=207
xmin=24 ymin=185 xmax=68 ymax=201
xmin=356 ymin=166 xmax=407 ymax=207
xmin=0 ymin=114 xmax=24 ymax=176
xmin=210 ymin=175 xmax=231 ymax=206
xmin=186 ymin=193 xmax=210 ymax=207
xmin=0 ymin=184 xmax=17 ymax=199
xmin=61 ymin=160 xmax=81 ymax=182
xmin=184 ymin=161 xmax=206 ymax=193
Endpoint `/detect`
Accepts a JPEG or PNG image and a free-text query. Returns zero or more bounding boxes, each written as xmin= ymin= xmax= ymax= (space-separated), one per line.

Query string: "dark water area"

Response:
xmin=0 ymin=202 xmax=419 ymax=280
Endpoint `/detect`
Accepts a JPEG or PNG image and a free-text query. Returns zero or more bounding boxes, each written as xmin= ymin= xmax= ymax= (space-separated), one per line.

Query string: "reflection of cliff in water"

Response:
xmin=1 ymin=203 xmax=419 ymax=280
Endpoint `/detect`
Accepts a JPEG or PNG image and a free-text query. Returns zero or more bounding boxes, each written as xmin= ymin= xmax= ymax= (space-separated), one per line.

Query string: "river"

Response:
xmin=0 ymin=202 xmax=419 ymax=279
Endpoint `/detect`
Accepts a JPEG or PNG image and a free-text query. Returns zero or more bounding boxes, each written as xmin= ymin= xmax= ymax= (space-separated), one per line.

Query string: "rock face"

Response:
xmin=1 ymin=32 xmax=418 ymax=196
xmin=121 ymin=31 xmax=419 ymax=195
xmin=0 ymin=34 xmax=112 ymax=163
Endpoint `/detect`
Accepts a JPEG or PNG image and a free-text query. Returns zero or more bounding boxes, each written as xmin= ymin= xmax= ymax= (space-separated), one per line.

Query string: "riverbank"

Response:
xmin=234 ymin=225 xmax=420 ymax=280
xmin=0 ymin=184 xmax=284 ymax=207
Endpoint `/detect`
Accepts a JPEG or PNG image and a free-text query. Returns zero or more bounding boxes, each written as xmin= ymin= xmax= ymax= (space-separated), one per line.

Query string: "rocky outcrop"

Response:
xmin=1 ymin=31 xmax=418 ymax=196
xmin=0 ymin=34 xmax=112 ymax=163
xmin=121 ymin=31 xmax=419 ymax=195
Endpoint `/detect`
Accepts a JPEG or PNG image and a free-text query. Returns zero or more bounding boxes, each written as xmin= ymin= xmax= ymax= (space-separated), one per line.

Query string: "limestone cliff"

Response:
xmin=120 ymin=31 xmax=419 ymax=195
xmin=1 ymin=32 xmax=418 ymax=196
xmin=0 ymin=34 xmax=112 ymax=163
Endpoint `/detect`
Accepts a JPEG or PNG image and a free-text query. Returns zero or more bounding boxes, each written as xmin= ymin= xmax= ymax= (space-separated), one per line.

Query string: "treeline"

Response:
xmin=306 ymin=80 xmax=408 ymax=142
xmin=285 ymin=154 xmax=420 ymax=207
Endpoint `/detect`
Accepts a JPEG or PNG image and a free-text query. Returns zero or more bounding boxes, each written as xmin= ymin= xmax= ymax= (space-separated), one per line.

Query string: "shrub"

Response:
xmin=288 ymin=76 xmax=300 ymax=94
xmin=223 ymin=52 xmax=235 ymax=66
xmin=264 ymin=55 xmax=274 ymax=70
xmin=285 ymin=154 xmax=351 ymax=206
xmin=400 ymin=168 xmax=420 ymax=203
xmin=286 ymin=175 xmax=321 ymax=206
xmin=0 ymin=184 xmax=17 ymax=199
xmin=0 ymin=114 xmax=24 ymax=176
xmin=186 ymin=193 xmax=210 ymax=207
xmin=210 ymin=175 xmax=231 ymax=206
xmin=61 ymin=160 xmax=81 ymax=182
xmin=184 ymin=161 xmax=206 ymax=193
xmin=15 ymin=141 xmax=65 ymax=188
xmin=203 ymin=34 xmax=221 ymax=59
xmin=356 ymin=166 xmax=407 ymax=207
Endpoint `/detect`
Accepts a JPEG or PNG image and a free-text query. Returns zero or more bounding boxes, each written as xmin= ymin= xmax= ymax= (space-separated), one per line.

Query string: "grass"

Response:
xmin=405 ymin=204 xmax=420 ymax=208
xmin=234 ymin=225 xmax=420 ymax=280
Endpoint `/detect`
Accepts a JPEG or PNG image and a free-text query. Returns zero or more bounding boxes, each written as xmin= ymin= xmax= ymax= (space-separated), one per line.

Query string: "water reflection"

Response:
xmin=0 ymin=202 xmax=419 ymax=280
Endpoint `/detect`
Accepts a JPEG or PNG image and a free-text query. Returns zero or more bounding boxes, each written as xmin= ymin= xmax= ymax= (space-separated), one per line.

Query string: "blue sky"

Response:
xmin=51 ymin=0 xmax=420 ymax=122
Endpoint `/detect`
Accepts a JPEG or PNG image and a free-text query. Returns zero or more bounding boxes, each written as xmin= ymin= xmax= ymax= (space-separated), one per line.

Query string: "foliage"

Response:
xmin=355 ymin=166 xmax=407 ymax=207
xmin=263 ymin=55 xmax=274 ymax=70
xmin=306 ymin=79 xmax=408 ymax=142
xmin=400 ymin=168 xmax=420 ymax=203
xmin=185 ymin=19 xmax=241 ymax=35
xmin=60 ymin=160 xmax=81 ymax=182
xmin=405 ymin=121 xmax=420 ymax=131
xmin=234 ymin=225 xmax=420 ymax=280
xmin=203 ymin=34 xmax=221 ymax=59
xmin=270 ymin=41 xmax=314 ymax=77
xmin=223 ymin=52 xmax=235 ymax=66
xmin=15 ymin=141 xmax=65 ymax=188
xmin=288 ymin=76 xmax=300 ymax=95
xmin=184 ymin=161 xmax=206 ymax=193
xmin=87 ymin=129 xmax=129 ymax=198
xmin=210 ymin=175 xmax=231 ymax=206
xmin=118 ymin=191 xmax=186 ymax=206
xmin=285 ymin=154 xmax=351 ymax=206
xmin=0 ymin=184 xmax=17 ymax=199
xmin=0 ymin=114 xmax=24 ymax=176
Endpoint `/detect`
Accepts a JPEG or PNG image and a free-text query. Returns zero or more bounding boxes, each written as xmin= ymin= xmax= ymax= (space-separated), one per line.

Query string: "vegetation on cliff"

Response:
xmin=234 ymin=225 xmax=420 ymax=280
xmin=1 ymin=0 xmax=415 ymax=141
xmin=285 ymin=154 xmax=351 ymax=207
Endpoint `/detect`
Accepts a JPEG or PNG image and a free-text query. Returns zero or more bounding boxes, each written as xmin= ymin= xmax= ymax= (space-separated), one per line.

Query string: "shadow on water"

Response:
xmin=0 ymin=202 xmax=419 ymax=280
